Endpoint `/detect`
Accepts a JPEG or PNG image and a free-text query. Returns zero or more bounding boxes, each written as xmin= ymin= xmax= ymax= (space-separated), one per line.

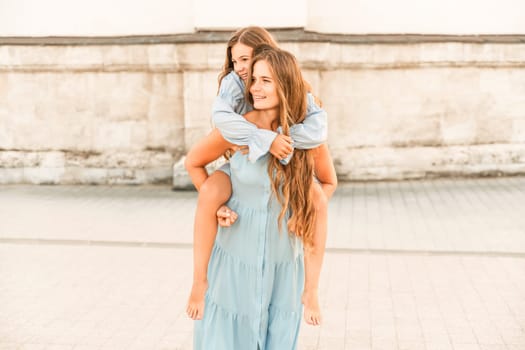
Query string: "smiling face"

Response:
xmin=249 ymin=59 xmax=280 ymax=112
xmin=231 ymin=42 xmax=253 ymax=82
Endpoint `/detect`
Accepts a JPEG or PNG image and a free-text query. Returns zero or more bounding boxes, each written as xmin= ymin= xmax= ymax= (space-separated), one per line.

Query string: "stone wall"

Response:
xmin=1 ymin=32 xmax=524 ymax=185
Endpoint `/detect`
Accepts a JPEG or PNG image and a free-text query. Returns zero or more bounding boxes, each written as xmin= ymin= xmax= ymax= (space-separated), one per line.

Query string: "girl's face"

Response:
xmin=231 ymin=42 xmax=253 ymax=82
xmin=249 ymin=60 xmax=279 ymax=111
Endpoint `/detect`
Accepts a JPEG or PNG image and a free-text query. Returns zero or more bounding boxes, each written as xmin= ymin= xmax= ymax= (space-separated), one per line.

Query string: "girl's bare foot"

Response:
xmin=302 ymin=289 xmax=321 ymax=326
xmin=186 ymin=280 xmax=208 ymax=320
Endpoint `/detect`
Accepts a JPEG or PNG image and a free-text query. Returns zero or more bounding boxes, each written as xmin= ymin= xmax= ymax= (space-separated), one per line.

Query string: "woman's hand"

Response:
xmin=217 ymin=205 xmax=238 ymax=227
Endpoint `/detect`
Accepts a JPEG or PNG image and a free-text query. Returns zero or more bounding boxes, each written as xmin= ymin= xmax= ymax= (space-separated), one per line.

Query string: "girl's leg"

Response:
xmin=187 ymin=170 xmax=232 ymax=320
xmin=302 ymin=182 xmax=328 ymax=326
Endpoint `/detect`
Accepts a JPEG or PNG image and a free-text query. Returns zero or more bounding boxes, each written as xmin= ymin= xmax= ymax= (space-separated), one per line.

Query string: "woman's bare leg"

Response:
xmin=186 ymin=170 xmax=232 ymax=320
xmin=302 ymin=182 xmax=328 ymax=326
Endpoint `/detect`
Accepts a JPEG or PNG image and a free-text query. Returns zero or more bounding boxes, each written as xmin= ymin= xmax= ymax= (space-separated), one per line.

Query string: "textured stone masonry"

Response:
xmin=1 ymin=33 xmax=524 ymax=185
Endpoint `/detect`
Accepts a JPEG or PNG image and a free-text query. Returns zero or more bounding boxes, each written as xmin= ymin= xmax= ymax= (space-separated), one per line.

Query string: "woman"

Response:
xmin=185 ymin=45 xmax=337 ymax=349
xmin=186 ymin=26 xmax=333 ymax=326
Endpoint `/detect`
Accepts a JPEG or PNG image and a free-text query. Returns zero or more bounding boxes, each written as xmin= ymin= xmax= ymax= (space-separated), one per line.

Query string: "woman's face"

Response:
xmin=249 ymin=60 xmax=279 ymax=111
xmin=231 ymin=42 xmax=253 ymax=82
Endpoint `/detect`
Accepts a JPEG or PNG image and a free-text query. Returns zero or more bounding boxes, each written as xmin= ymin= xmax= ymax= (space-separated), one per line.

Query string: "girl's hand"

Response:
xmin=217 ymin=205 xmax=238 ymax=227
xmin=270 ymin=134 xmax=293 ymax=160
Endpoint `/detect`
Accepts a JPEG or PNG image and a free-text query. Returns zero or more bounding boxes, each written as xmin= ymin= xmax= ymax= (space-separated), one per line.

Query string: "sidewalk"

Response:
xmin=1 ymin=177 xmax=524 ymax=349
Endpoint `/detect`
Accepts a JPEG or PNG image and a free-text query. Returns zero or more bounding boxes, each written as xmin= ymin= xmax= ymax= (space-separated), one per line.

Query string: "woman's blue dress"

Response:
xmin=194 ymin=151 xmax=304 ymax=350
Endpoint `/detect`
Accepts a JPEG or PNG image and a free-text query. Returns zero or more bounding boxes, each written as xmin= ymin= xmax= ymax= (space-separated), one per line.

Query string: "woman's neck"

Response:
xmin=246 ymin=109 xmax=279 ymax=131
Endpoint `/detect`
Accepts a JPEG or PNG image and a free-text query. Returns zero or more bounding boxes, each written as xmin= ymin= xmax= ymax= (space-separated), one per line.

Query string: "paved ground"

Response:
xmin=0 ymin=177 xmax=524 ymax=349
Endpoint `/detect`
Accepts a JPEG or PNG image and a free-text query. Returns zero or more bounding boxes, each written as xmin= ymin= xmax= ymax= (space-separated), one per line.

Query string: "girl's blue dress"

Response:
xmin=194 ymin=151 xmax=304 ymax=350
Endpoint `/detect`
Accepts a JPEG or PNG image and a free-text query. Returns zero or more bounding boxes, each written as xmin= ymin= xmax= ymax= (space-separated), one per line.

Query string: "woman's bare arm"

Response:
xmin=312 ymin=144 xmax=338 ymax=199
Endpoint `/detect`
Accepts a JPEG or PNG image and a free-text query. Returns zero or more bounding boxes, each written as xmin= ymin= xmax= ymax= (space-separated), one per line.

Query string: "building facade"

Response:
xmin=1 ymin=0 xmax=524 ymax=186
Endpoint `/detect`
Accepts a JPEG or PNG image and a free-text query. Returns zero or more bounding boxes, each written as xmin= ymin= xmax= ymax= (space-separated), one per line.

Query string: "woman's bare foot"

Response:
xmin=186 ymin=280 xmax=208 ymax=320
xmin=302 ymin=289 xmax=321 ymax=326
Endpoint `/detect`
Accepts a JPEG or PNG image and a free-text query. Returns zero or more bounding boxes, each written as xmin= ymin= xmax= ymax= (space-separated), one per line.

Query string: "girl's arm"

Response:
xmin=184 ymin=128 xmax=234 ymax=191
xmin=213 ymin=72 xmax=327 ymax=162
xmin=289 ymin=93 xmax=328 ymax=150
xmin=312 ymin=144 xmax=338 ymax=199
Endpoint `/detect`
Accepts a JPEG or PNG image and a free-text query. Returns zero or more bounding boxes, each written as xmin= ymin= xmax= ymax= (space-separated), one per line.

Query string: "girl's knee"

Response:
xmin=199 ymin=174 xmax=232 ymax=204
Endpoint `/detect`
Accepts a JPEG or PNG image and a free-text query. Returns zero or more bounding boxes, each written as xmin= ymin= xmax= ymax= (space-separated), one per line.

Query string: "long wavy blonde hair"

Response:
xmin=246 ymin=45 xmax=317 ymax=247
xmin=218 ymin=26 xmax=279 ymax=89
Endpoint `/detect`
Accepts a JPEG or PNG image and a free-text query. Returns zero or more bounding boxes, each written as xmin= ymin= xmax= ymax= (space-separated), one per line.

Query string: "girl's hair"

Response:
xmin=247 ymin=45 xmax=316 ymax=247
xmin=218 ymin=26 xmax=279 ymax=88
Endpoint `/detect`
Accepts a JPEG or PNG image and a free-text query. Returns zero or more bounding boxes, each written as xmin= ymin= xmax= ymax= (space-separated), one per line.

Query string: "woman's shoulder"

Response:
xmin=243 ymin=110 xmax=258 ymax=124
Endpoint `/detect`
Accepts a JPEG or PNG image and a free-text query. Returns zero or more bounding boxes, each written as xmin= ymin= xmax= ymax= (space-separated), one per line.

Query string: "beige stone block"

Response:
xmin=0 ymin=122 xmax=14 ymax=148
xmin=147 ymin=123 xmax=185 ymax=151
xmin=148 ymin=73 xmax=184 ymax=122
xmin=40 ymin=152 xmax=65 ymax=168
xmin=394 ymin=44 xmax=422 ymax=64
xmin=91 ymin=73 xmax=150 ymax=121
xmin=7 ymin=46 xmax=54 ymax=67
xmin=23 ymin=166 xmax=64 ymax=184
xmin=172 ymin=156 xmax=193 ymax=189
xmin=479 ymin=69 xmax=519 ymax=96
xmin=150 ymin=152 xmax=175 ymax=166
xmin=443 ymin=43 xmax=466 ymax=63
xmin=106 ymin=168 xmax=139 ymax=184
xmin=280 ymin=43 xmax=300 ymax=58
xmin=148 ymin=93 xmax=184 ymax=122
xmin=48 ymin=115 xmax=94 ymax=150
xmin=102 ymin=45 xmax=135 ymax=67
xmin=110 ymin=74 xmax=150 ymax=121
xmin=141 ymin=166 xmax=174 ymax=184
xmin=177 ymin=45 xmax=209 ymax=70
xmin=5 ymin=46 xmax=22 ymax=67
xmin=438 ymin=78 xmax=485 ymax=144
xmin=476 ymin=117 xmax=513 ymax=143
xmin=6 ymin=73 xmax=38 ymax=117
xmin=0 ymin=46 xmax=8 ymax=67
xmin=166 ymin=72 xmax=185 ymax=98
xmin=390 ymin=114 xmax=442 ymax=147
xmin=92 ymin=121 xmax=147 ymax=151
xmin=301 ymin=69 xmax=321 ymax=96
xmin=324 ymin=101 xmax=346 ymax=147
xmin=462 ymin=43 xmax=493 ymax=62
xmin=442 ymin=119 xmax=477 ymax=145
xmin=371 ymin=44 xmax=399 ymax=64
xmin=500 ymin=43 xmax=525 ymax=62
xmin=52 ymin=73 xmax=91 ymax=114
xmin=0 ymin=151 xmax=25 ymax=167
xmin=128 ymin=45 xmax=148 ymax=67
xmin=321 ymin=43 xmax=341 ymax=69
xmin=489 ymin=97 xmax=525 ymax=120
xmin=63 ymin=46 xmax=103 ymax=69
xmin=65 ymin=167 xmax=108 ymax=184
xmin=289 ymin=42 xmax=334 ymax=67
xmin=148 ymin=44 xmax=177 ymax=70
xmin=182 ymin=71 xmax=217 ymax=129
xmin=324 ymin=69 xmax=448 ymax=147
xmin=512 ymin=119 xmax=525 ymax=143
xmin=206 ymin=43 xmax=225 ymax=69
xmin=0 ymin=73 xmax=7 ymax=107
xmin=333 ymin=145 xmax=447 ymax=180
xmin=0 ymin=168 xmax=25 ymax=184
xmin=11 ymin=120 xmax=51 ymax=149
xmin=340 ymin=45 xmax=374 ymax=65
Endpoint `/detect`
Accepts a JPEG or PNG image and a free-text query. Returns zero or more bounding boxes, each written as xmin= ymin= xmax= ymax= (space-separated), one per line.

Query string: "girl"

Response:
xmin=186 ymin=26 xmax=335 ymax=326
xmin=186 ymin=44 xmax=337 ymax=350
